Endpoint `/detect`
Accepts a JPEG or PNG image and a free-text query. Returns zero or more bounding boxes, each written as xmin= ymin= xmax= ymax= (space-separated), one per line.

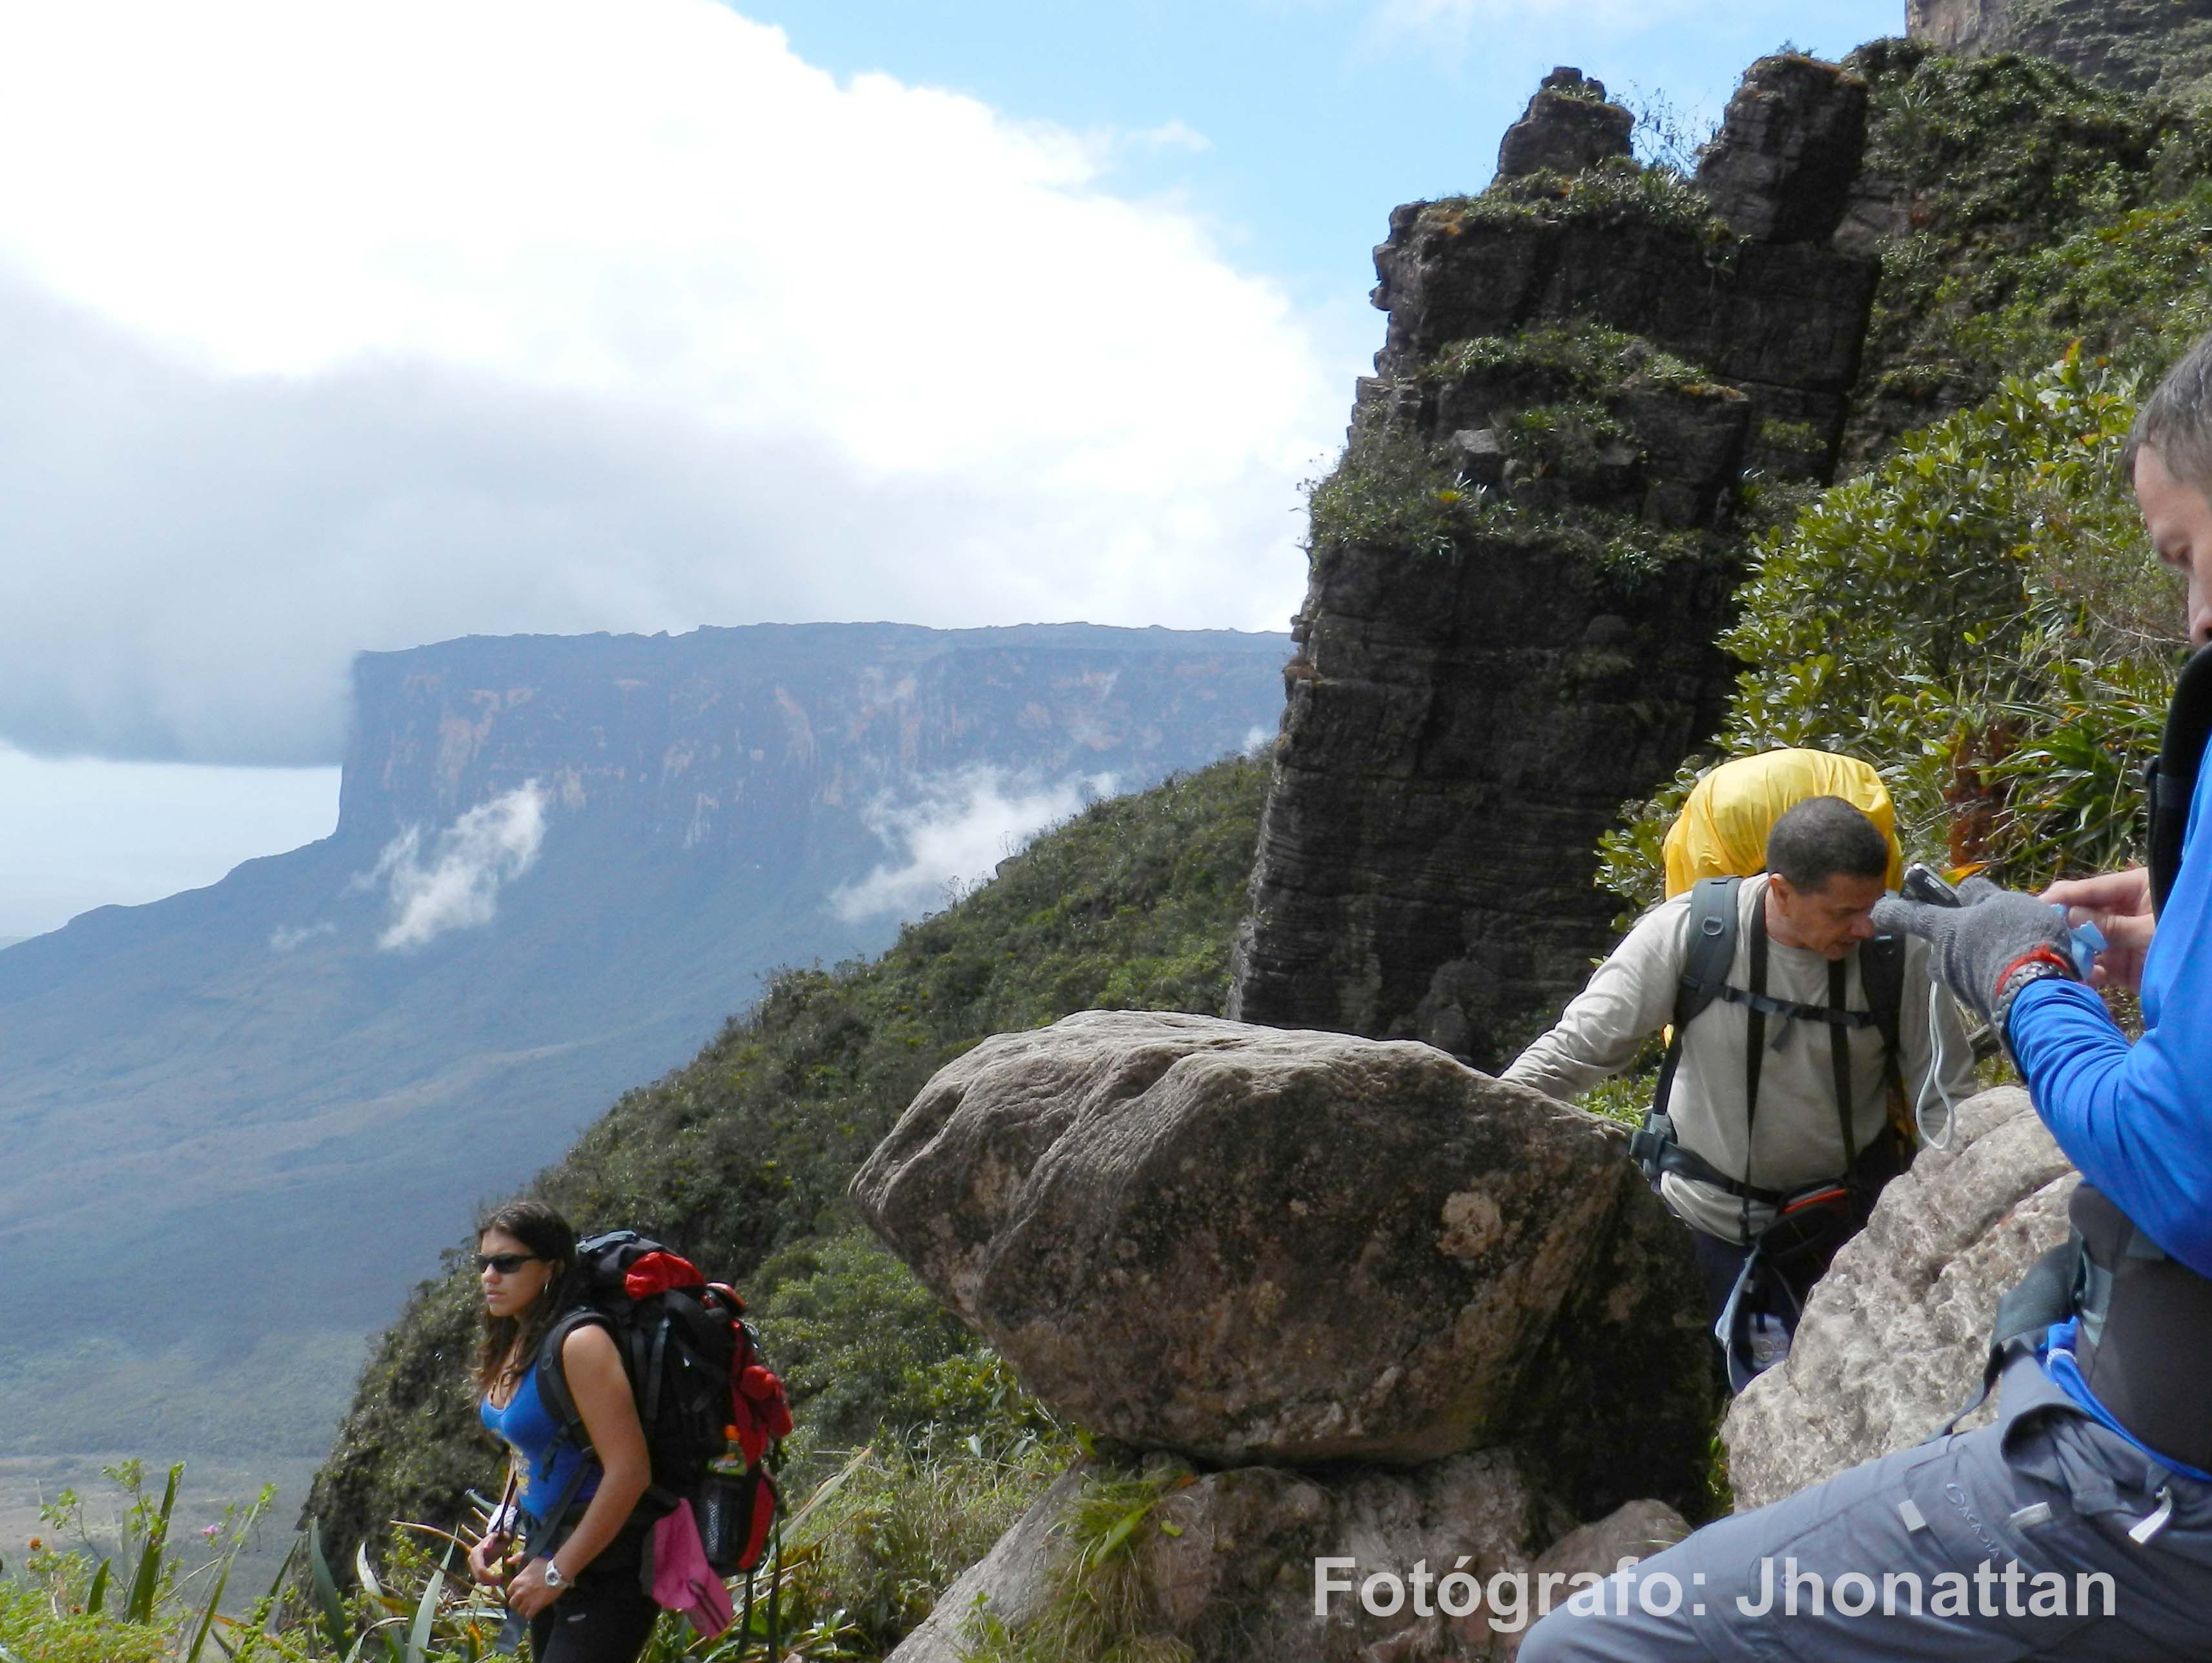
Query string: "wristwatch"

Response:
xmin=542 ymin=1560 xmax=568 ymax=1592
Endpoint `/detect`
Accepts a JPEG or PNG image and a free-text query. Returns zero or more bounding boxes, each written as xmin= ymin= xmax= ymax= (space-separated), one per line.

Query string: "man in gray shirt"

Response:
xmin=1505 ymin=797 xmax=1974 ymax=1326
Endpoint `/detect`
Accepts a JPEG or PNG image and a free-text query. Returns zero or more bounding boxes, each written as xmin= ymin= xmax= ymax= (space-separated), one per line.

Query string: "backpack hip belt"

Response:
xmin=1944 ymin=1184 xmax=2212 ymax=1468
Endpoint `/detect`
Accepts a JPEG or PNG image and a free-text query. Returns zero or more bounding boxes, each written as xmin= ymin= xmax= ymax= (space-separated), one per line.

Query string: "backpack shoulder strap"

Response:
xmin=535 ymin=1308 xmax=610 ymax=1452
xmin=2149 ymin=642 xmax=2212 ymax=916
xmin=1646 ymin=877 xmax=1741 ymax=1131
xmin=1861 ymin=933 xmax=1905 ymax=1057
xmin=1861 ymin=932 xmax=1909 ymax=1124
xmin=1674 ymin=876 xmax=1742 ymax=1032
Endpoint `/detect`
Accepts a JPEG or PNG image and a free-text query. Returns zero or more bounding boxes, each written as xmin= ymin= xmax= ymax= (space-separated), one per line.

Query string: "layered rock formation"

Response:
xmin=1495 ymin=68 xmax=1633 ymax=181
xmin=1909 ymin=0 xmax=2212 ymax=103
xmin=1723 ymin=1087 xmax=2077 ymax=1508
xmin=856 ymin=1011 xmax=1714 ymax=1662
xmin=1229 ymin=57 xmax=1879 ymax=1065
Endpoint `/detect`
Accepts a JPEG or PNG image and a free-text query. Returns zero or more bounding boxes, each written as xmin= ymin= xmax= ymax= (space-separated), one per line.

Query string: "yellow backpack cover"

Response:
xmin=1662 ymin=748 xmax=1904 ymax=899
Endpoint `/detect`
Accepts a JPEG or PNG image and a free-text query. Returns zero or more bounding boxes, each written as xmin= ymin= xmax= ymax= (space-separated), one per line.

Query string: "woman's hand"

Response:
xmin=466 ymin=1531 xmax=511 ymax=1589
xmin=505 ymin=1556 xmax=566 ymax=1617
xmin=2043 ymin=868 xmax=2155 ymax=994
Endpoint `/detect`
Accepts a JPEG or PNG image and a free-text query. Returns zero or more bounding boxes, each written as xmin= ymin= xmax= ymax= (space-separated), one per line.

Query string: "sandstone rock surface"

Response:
xmin=1723 ymin=1087 xmax=2076 ymax=1509
xmin=852 ymin=1011 xmax=1714 ymax=1511
xmin=1696 ymin=55 xmax=1869 ymax=243
xmin=1908 ymin=0 xmax=2212 ymax=103
xmin=1229 ymin=56 xmax=1878 ymax=1063
xmin=887 ymin=1453 xmax=1690 ymax=1663
xmin=1495 ymin=69 xmax=1633 ymax=181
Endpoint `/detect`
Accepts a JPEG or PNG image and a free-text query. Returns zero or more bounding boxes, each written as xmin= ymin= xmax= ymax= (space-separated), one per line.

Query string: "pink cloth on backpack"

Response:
xmin=650 ymin=1500 xmax=734 ymax=1638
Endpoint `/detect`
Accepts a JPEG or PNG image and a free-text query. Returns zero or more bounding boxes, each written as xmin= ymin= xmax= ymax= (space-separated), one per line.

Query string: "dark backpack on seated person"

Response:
xmin=527 ymin=1230 xmax=794 ymax=1587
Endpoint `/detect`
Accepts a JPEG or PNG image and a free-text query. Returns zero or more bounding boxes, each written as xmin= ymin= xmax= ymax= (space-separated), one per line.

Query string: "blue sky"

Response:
xmin=749 ymin=0 xmax=1903 ymax=348
xmin=0 ymin=0 xmax=1907 ymax=938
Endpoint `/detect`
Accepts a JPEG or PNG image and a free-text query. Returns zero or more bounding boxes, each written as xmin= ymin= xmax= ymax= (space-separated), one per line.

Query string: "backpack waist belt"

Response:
xmin=1943 ymin=1183 xmax=2212 ymax=1468
xmin=2070 ymin=1184 xmax=2212 ymax=1472
xmin=1628 ymin=1120 xmax=1790 ymax=1207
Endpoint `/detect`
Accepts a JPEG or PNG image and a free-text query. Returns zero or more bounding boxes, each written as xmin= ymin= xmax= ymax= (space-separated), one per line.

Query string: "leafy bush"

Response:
xmin=1600 ymin=349 xmax=2180 ymax=910
xmin=1846 ymin=37 xmax=2212 ymax=450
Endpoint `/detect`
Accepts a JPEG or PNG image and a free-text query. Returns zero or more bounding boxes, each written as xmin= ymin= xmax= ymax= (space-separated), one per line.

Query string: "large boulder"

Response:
xmin=1723 ymin=1087 xmax=2076 ymax=1509
xmin=1495 ymin=68 xmax=1634 ymax=181
xmin=852 ymin=1011 xmax=1715 ymax=1515
xmin=886 ymin=1451 xmax=1690 ymax=1663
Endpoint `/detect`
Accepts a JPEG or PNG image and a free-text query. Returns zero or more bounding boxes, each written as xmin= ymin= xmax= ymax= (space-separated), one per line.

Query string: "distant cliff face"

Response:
xmin=339 ymin=624 xmax=1278 ymax=855
xmin=1909 ymin=0 xmax=2212 ymax=102
xmin=0 ymin=622 xmax=1285 ymax=1485
xmin=1228 ymin=58 xmax=1878 ymax=1065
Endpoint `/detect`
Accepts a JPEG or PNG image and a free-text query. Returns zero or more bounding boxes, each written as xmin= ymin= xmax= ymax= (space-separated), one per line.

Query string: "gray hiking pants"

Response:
xmin=1519 ymin=1347 xmax=2212 ymax=1661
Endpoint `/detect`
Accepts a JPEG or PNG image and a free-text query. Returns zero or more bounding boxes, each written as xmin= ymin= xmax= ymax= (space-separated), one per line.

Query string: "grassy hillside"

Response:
xmin=304 ymin=754 xmax=1270 ymax=1566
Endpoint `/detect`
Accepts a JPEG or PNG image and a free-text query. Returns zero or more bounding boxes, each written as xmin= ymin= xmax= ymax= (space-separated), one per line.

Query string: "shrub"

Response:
xmin=1599 ymin=349 xmax=2179 ymax=911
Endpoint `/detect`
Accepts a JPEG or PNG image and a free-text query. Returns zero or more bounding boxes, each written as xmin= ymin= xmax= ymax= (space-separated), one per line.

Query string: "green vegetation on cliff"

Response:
xmin=1599 ymin=42 xmax=2212 ymax=908
xmin=1847 ymin=38 xmax=2212 ymax=451
xmin=305 ymin=755 xmax=1271 ymax=1578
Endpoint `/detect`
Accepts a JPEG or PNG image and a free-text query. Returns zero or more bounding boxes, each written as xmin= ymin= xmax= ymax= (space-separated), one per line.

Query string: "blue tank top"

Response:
xmin=479 ymin=1362 xmax=599 ymax=1527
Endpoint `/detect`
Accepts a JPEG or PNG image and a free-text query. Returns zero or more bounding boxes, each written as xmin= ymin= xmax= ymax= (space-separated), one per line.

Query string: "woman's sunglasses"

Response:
xmin=475 ymin=1252 xmax=543 ymax=1275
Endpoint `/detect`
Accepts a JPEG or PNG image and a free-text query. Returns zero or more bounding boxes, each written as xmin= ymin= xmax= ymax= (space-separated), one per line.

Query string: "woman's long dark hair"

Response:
xmin=474 ymin=1198 xmax=579 ymax=1400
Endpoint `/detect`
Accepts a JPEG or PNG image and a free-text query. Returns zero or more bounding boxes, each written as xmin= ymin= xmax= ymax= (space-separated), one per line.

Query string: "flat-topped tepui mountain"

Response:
xmin=0 ymin=620 xmax=1287 ymax=1469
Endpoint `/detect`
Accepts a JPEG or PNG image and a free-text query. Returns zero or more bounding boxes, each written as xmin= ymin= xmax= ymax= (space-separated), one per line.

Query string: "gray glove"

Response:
xmin=1870 ymin=875 xmax=2078 ymax=1031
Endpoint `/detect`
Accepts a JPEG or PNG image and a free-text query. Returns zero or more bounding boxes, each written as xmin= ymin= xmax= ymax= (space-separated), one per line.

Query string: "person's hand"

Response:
xmin=466 ymin=1531 xmax=511 ymax=1589
xmin=1870 ymin=876 xmax=2078 ymax=1029
xmin=2043 ymin=867 xmax=2155 ymax=994
xmin=506 ymin=1556 xmax=566 ymax=1617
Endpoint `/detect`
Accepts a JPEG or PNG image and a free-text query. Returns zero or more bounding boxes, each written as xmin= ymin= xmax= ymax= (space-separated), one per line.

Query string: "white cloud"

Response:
xmin=358 ymin=783 xmax=549 ymax=950
xmin=269 ymin=921 xmax=336 ymax=953
xmin=0 ymin=1 xmax=1337 ymax=767
xmin=1241 ymin=724 xmax=1273 ymax=757
xmin=1131 ymin=119 xmax=1214 ymax=154
xmin=832 ymin=768 xmax=1117 ymax=923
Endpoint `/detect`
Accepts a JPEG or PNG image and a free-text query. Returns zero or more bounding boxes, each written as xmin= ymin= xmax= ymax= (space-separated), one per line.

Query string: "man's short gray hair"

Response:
xmin=2127 ymin=329 xmax=2212 ymax=498
xmin=1765 ymin=796 xmax=1889 ymax=892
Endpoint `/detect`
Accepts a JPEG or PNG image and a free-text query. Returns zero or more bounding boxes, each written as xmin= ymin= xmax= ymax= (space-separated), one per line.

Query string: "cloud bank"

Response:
xmin=0 ymin=1 xmax=1335 ymax=766
xmin=358 ymin=784 xmax=549 ymax=950
xmin=833 ymin=768 xmax=1116 ymax=923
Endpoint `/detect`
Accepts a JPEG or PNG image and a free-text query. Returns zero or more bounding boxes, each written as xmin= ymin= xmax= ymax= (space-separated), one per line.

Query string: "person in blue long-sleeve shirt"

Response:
xmin=1519 ymin=337 xmax=2212 ymax=1660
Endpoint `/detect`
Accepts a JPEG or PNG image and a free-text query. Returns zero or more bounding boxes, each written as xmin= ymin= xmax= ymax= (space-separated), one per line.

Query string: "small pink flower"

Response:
xmin=201 ymin=1524 xmax=221 ymax=1540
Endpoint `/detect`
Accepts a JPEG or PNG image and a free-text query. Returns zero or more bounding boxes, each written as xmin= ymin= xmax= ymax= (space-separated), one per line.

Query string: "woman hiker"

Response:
xmin=465 ymin=1199 xmax=660 ymax=1663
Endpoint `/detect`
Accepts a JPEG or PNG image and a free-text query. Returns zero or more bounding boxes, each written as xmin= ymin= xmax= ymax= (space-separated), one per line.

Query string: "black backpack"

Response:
xmin=2147 ymin=642 xmax=2212 ymax=915
xmin=524 ymin=1230 xmax=790 ymax=1581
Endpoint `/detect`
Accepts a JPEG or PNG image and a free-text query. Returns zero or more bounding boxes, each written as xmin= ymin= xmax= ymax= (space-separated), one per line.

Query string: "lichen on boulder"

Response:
xmin=852 ymin=1010 xmax=1715 ymax=1514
